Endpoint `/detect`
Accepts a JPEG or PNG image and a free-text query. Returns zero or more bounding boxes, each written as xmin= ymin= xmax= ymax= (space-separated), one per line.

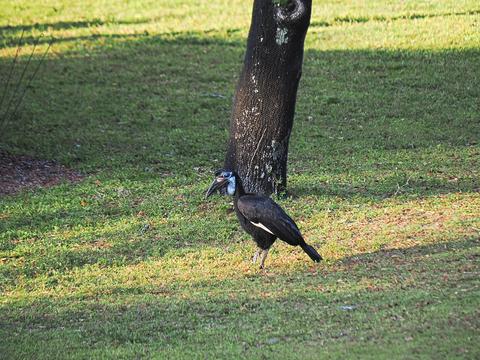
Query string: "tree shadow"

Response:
xmin=1 ymin=32 xmax=477 ymax=170
xmin=288 ymin=172 xmax=478 ymax=200
xmin=0 ymin=16 xmax=178 ymax=34
xmin=309 ymin=9 xmax=480 ymax=27
xmin=0 ymin=30 xmax=242 ymax=48
xmin=0 ymin=236 xmax=477 ymax=357
xmin=337 ymin=236 xmax=478 ymax=267
xmin=0 ymin=29 xmax=478 ymax=281
xmin=0 ymin=19 xmax=109 ymax=33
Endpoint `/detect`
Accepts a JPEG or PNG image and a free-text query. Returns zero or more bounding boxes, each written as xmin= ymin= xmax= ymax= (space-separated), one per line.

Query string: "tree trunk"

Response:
xmin=224 ymin=0 xmax=312 ymax=195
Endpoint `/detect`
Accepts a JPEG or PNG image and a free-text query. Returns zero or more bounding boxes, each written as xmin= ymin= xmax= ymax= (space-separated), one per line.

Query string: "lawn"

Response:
xmin=1 ymin=0 xmax=479 ymax=358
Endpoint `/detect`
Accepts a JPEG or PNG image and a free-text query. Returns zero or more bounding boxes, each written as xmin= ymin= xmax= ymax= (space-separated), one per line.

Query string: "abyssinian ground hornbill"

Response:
xmin=206 ymin=170 xmax=322 ymax=268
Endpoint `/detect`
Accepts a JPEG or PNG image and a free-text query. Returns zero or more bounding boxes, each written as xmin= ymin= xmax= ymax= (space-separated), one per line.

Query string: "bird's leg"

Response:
xmin=259 ymin=249 xmax=269 ymax=269
xmin=252 ymin=248 xmax=262 ymax=264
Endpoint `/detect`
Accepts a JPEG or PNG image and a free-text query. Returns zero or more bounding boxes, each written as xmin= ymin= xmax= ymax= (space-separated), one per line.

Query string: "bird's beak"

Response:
xmin=205 ymin=177 xmax=228 ymax=199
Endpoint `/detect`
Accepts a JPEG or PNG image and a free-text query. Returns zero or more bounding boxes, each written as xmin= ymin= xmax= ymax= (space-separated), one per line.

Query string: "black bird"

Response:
xmin=206 ymin=170 xmax=322 ymax=268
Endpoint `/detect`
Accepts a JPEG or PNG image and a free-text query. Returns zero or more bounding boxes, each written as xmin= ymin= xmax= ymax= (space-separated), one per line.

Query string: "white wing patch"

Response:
xmin=250 ymin=221 xmax=274 ymax=235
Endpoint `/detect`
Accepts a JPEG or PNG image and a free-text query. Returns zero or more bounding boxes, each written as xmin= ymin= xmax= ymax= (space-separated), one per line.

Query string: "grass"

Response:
xmin=1 ymin=0 xmax=479 ymax=358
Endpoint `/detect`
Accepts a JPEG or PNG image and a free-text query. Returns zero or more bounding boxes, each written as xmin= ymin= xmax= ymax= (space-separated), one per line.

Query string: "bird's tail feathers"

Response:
xmin=300 ymin=243 xmax=322 ymax=262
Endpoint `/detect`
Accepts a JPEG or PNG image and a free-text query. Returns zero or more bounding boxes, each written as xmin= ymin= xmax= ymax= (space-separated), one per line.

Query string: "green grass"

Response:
xmin=1 ymin=0 xmax=479 ymax=358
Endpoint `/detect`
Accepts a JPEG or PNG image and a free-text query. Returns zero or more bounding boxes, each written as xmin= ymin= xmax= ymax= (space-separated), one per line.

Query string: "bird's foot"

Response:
xmin=259 ymin=249 xmax=269 ymax=269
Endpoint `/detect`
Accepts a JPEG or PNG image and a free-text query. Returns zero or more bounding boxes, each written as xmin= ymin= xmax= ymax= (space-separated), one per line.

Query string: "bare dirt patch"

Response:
xmin=0 ymin=150 xmax=84 ymax=196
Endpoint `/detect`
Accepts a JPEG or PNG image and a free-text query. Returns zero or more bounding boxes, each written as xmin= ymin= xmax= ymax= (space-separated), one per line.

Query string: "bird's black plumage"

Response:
xmin=206 ymin=170 xmax=322 ymax=268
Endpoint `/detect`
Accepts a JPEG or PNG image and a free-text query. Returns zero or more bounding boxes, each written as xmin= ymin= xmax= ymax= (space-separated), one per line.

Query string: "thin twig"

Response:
xmin=0 ymin=33 xmax=43 ymax=125
xmin=392 ymin=174 xmax=412 ymax=197
xmin=5 ymin=40 xmax=52 ymax=127
xmin=0 ymin=29 xmax=25 ymax=110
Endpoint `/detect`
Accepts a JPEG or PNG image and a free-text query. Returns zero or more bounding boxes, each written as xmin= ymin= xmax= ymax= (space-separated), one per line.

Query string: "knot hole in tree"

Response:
xmin=274 ymin=0 xmax=308 ymax=26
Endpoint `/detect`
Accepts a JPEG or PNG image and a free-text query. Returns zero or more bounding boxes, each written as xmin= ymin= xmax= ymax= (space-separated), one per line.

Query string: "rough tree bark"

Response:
xmin=224 ymin=0 xmax=312 ymax=195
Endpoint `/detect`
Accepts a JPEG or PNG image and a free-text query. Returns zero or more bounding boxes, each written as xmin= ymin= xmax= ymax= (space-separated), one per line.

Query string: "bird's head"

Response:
xmin=205 ymin=169 xmax=237 ymax=198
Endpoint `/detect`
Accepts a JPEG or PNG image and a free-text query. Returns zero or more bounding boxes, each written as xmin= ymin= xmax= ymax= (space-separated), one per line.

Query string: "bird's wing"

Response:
xmin=237 ymin=195 xmax=303 ymax=245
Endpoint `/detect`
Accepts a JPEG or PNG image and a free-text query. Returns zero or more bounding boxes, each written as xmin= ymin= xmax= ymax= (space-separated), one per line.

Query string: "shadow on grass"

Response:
xmin=309 ymin=9 xmax=480 ymax=27
xmin=2 ymin=8 xmax=479 ymax=33
xmin=0 ymin=16 xmax=195 ymax=33
xmin=1 ymin=31 xmax=477 ymax=170
xmin=1 ymin=19 xmax=122 ymax=32
xmin=0 ymin=30 xmax=479 ymax=286
xmin=289 ymin=173 xmax=479 ymax=200
xmin=0 ymin=30 xmax=243 ymax=48
xmin=0 ymin=236 xmax=478 ymax=356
